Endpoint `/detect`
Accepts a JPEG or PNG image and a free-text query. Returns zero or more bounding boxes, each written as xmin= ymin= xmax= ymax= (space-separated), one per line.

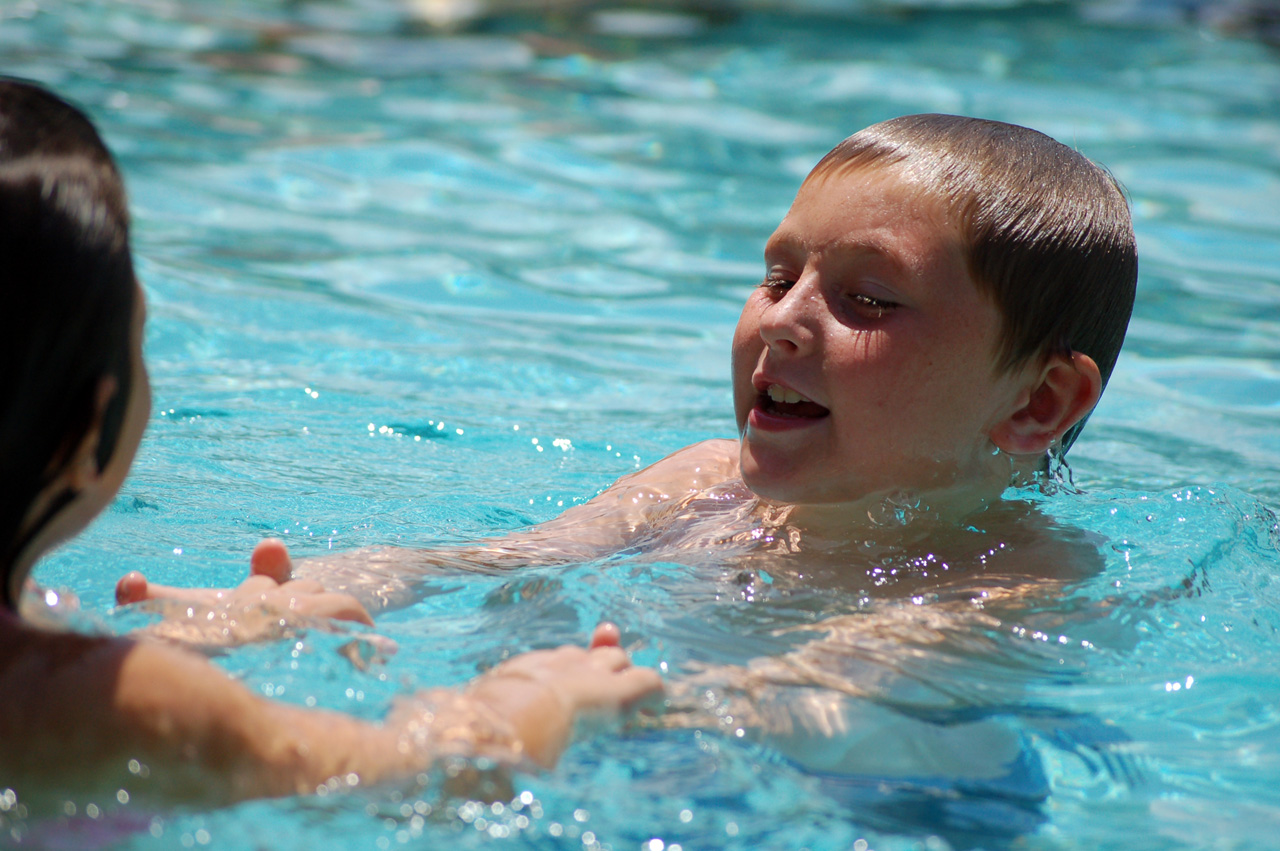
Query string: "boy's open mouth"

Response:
xmin=759 ymin=384 xmax=830 ymax=419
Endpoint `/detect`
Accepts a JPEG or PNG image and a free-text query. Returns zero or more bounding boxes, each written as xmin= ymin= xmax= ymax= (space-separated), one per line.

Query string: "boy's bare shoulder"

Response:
xmin=516 ymin=440 xmax=741 ymax=553
xmin=610 ymin=439 xmax=740 ymax=494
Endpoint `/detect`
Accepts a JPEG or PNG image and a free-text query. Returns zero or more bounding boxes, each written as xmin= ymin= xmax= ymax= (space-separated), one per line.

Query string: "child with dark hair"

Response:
xmin=0 ymin=78 xmax=662 ymax=814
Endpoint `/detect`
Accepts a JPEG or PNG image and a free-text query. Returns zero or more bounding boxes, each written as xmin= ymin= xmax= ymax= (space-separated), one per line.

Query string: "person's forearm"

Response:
xmin=291 ymin=481 xmax=683 ymax=614
xmin=291 ymin=545 xmax=518 ymax=613
xmin=293 ymin=532 xmax=621 ymax=614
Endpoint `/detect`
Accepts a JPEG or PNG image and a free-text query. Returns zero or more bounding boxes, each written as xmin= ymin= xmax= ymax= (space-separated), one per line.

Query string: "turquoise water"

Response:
xmin=6 ymin=1 xmax=1280 ymax=848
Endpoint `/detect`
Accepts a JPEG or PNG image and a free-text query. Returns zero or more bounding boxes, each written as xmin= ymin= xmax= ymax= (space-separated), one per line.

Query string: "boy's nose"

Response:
xmin=758 ymin=281 xmax=818 ymax=355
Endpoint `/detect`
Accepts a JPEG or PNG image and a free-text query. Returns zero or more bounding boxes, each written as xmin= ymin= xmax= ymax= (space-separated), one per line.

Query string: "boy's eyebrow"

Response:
xmin=764 ymin=228 xmax=914 ymax=278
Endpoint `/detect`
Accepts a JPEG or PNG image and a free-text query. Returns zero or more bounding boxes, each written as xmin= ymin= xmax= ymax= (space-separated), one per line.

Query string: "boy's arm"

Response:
xmin=119 ymin=439 xmax=741 ymax=620
xmin=305 ymin=437 xmax=740 ymax=574
xmin=0 ymin=614 xmax=661 ymax=811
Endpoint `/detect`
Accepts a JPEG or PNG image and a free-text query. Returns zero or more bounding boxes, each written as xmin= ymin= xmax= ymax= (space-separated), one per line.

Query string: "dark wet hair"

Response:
xmin=810 ymin=114 xmax=1138 ymax=457
xmin=0 ymin=79 xmax=137 ymax=608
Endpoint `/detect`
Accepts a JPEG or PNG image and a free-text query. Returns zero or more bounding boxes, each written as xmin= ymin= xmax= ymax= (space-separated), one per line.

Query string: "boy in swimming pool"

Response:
xmin=0 ymin=78 xmax=662 ymax=814
xmin=123 ymin=111 xmax=1137 ymax=615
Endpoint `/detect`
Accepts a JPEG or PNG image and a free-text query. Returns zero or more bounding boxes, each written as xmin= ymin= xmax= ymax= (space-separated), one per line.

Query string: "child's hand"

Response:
xmin=391 ymin=624 xmax=664 ymax=769
xmin=114 ymin=538 xmax=375 ymax=648
xmin=466 ymin=622 xmax=664 ymax=767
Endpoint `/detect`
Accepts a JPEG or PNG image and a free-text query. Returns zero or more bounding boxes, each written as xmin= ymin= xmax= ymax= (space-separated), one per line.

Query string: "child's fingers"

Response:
xmin=588 ymin=621 xmax=622 ymax=649
xmin=267 ymin=577 xmax=372 ymax=625
xmin=279 ymin=578 xmax=326 ymax=594
xmin=115 ymin=572 xmax=229 ymax=605
xmin=586 ymin=644 xmax=634 ymax=672
xmin=115 ymin=570 xmax=151 ymax=605
xmin=294 ymin=591 xmax=374 ymax=626
xmin=116 ymin=574 xmax=278 ymax=607
xmin=250 ymin=538 xmax=293 ymax=583
xmin=616 ymin=666 xmax=665 ymax=703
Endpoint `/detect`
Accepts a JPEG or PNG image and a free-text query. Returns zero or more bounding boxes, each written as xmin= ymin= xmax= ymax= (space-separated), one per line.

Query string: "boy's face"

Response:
xmin=732 ymin=165 xmax=1032 ymax=506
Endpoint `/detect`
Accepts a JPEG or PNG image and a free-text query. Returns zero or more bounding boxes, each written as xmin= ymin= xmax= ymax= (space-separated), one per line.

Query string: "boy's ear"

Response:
xmin=990 ymin=352 xmax=1102 ymax=457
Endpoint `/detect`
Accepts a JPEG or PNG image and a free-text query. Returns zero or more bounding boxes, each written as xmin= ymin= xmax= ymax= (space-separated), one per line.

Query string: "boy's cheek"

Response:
xmin=729 ymin=338 xmax=762 ymax=422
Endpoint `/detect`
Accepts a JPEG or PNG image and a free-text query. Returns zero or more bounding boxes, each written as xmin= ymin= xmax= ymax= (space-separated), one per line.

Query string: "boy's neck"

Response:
xmin=809 ymin=448 xmax=1052 ymax=531
xmin=749 ymin=476 xmax=1020 ymax=542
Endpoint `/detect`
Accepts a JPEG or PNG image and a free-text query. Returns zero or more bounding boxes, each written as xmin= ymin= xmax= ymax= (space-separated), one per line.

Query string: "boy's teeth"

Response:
xmin=766 ymin=384 xmax=809 ymax=405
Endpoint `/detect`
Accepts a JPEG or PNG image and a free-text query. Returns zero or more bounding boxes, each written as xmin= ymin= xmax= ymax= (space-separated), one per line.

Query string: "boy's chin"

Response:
xmin=737 ymin=448 xmax=797 ymax=503
xmin=738 ymin=454 xmax=859 ymax=507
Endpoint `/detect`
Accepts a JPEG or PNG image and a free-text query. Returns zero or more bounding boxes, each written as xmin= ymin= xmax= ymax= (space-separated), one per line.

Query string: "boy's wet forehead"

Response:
xmin=766 ymin=215 xmax=920 ymax=277
xmin=767 ymin=167 xmax=971 ymax=290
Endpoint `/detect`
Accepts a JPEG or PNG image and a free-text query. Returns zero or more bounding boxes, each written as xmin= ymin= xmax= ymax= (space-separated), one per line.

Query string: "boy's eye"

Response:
xmin=758 ymin=275 xmax=795 ymax=294
xmin=849 ymin=292 xmax=897 ymax=319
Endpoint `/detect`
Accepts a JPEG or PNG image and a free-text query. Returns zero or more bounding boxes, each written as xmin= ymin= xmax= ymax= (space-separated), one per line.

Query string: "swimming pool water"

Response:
xmin=5 ymin=1 xmax=1280 ymax=849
